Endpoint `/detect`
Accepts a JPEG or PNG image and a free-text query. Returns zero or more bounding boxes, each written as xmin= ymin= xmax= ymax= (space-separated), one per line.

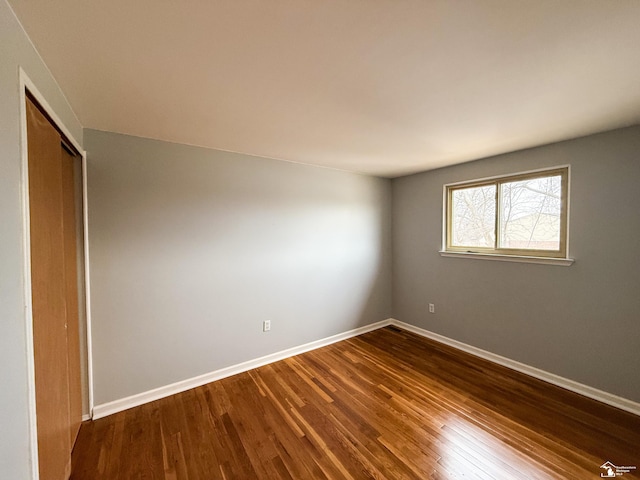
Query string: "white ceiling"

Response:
xmin=8 ymin=0 xmax=640 ymax=177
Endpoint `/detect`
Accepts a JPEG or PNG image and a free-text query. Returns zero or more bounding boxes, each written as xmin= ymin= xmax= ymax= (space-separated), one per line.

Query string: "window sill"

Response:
xmin=439 ymin=251 xmax=574 ymax=266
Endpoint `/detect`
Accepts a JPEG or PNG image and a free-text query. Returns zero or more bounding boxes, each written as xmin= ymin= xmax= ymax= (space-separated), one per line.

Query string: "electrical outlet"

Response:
xmin=263 ymin=320 xmax=271 ymax=332
xmin=429 ymin=303 xmax=435 ymax=314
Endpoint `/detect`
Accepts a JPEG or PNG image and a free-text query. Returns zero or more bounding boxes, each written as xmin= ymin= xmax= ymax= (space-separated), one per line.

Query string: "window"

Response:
xmin=444 ymin=167 xmax=569 ymax=259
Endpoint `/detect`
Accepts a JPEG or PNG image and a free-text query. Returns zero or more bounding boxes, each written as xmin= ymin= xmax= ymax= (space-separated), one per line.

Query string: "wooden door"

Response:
xmin=61 ymin=146 xmax=82 ymax=445
xmin=26 ymin=96 xmax=83 ymax=480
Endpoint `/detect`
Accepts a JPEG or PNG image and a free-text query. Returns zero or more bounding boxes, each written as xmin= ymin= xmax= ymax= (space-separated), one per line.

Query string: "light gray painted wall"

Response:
xmin=85 ymin=129 xmax=392 ymax=405
xmin=392 ymin=126 xmax=640 ymax=402
xmin=0 ymin=0 xmax=83 ymax=477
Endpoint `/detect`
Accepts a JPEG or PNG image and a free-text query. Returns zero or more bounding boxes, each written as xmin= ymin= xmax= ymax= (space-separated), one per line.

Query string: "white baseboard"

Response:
xmin=92 ymin=319 xmax=393 ymax=419
xmin=92 ymin=317 xmax=639 ymax=420
xmin=389 ymin=319 xmax=640 ymax=417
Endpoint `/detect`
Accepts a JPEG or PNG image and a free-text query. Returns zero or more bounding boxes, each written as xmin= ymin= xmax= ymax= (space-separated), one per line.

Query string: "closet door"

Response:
xmin=61 ymin=146 xmax=83 ymax=446
xmin=26 ymin=96 xmax=77 ymax=480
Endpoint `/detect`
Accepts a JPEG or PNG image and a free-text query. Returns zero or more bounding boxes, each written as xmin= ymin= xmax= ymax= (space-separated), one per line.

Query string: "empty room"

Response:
xmin=2 ymin=1 xmax=640 ymax=479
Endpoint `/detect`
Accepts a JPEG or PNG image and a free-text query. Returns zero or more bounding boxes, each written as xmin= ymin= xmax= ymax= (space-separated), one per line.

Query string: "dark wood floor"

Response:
xmin=71 ymin=326 xmax=640 ymax=479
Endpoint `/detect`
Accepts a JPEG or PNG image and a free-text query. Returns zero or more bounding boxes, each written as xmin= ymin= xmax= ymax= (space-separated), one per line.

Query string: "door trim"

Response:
xmin=19 ymin=68 xmax=92 ymax=480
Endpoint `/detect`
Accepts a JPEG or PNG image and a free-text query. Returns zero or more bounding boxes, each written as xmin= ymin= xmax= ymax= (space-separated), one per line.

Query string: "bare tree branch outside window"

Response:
xmin=447 ymin=168 xmax=567 ymax=257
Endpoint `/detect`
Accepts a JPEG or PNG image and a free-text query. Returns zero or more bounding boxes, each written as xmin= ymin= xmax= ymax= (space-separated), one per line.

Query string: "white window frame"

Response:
xmin=440 ymin=166 xmax=574 ymax=266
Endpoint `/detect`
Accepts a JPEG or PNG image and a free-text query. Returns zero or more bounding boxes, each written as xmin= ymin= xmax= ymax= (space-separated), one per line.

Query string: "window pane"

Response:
xmin=499 ymin=175 xmax=562 ymax=250
xmin=451 ymin=185 xmax=496 ymax=248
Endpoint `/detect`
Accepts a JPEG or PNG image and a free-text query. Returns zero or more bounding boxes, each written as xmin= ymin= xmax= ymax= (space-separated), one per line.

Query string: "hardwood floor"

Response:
xmin=71 ymin=326 xmax=640 ymax=479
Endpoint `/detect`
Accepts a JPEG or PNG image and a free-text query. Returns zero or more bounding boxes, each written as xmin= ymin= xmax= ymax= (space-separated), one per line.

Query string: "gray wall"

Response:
xmin=392 ymin=125 xmax=640 ymax=402
xmin=85 ymin=129 xmax=392 ymax=406
xmin=0 ymin=0 xmax=83 ymax=477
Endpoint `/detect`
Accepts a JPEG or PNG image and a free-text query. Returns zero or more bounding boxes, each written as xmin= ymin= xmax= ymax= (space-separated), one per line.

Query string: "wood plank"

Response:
xmin=71 ymin=327 xmax=640 ymax=479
